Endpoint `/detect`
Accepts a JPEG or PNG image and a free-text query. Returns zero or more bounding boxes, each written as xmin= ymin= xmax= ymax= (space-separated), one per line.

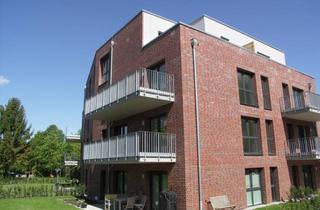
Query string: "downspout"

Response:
xmin=110 ymin=40 xmax=115 ymax=86
xmin=191 ymin=38 xmax=203 ymax=210
xmin=106 ymin=39 xmax=114 ymax=194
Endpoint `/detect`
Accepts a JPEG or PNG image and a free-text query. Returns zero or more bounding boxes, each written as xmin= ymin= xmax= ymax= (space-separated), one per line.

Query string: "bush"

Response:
xmin=0 ymin=177 xmax=57 ymax=185
xmin=0 ymin=177 xmax=85 ymax=199
xmin=288 ymin=186 xmax=314 ymax=202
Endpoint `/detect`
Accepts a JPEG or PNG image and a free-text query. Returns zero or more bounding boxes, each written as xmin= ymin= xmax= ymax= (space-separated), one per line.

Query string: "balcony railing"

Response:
xmin=83 ymin=131 xmax=176 ymax=163
xmin=285 ymin=137 xmax=320 ymax=160
xmin=84 ymin=69 xmax=175 ymax=119
xmin=280 ymin=92 xmax=320 ymax=121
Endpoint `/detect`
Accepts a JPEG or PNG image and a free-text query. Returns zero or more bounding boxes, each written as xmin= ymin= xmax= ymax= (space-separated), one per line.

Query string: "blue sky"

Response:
xmin=0 ymin=0 xmax=319 ymax=134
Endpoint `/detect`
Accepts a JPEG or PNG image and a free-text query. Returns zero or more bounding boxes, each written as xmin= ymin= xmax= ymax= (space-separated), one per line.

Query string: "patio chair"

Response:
xmin=123 ymin=196 xmax=136 ymax=210
xmin=105 ymin=194 xmax=117 ymax=210
xmin=134 ymin=195 xmax=147 ymax=210
xmin=209 ymin=195 xmax=236 ymax=210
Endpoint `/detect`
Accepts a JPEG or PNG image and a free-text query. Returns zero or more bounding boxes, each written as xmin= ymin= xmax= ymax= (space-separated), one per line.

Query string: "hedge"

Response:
xmin=0 ymin=182 xmax=84 ymax=199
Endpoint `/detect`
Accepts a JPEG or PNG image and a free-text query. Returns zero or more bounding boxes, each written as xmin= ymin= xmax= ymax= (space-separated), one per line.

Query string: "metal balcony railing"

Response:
xmin=83 ymin=131 xmax=176 ymax=163
xmin=285 ymin=137 xmax=320 ymax=159
xmin=84 ymin=69 xmax=175 ymax=116
xmin=280 ymin=92 xmax=320 ymax=113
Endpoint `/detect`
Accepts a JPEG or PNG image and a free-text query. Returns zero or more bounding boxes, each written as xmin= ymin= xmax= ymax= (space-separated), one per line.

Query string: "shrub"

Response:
xmin=288 ymin=186 xmax=314 ymax=202
xmin=0 ymin=177 xmax=84 ymax=199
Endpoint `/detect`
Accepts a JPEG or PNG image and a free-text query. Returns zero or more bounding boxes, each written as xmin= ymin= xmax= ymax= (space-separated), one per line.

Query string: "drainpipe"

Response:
xmin=191 ymin=38 xmax=203 ymax=210
xmin=110 ymin=40 xmax=115 ymax=86
xmin=106 ymin=40 xmax=115 ymax=194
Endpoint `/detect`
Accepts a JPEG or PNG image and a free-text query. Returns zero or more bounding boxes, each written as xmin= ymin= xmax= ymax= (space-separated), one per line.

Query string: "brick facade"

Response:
xmin=82 ymin=11 xmax=320 ymax=210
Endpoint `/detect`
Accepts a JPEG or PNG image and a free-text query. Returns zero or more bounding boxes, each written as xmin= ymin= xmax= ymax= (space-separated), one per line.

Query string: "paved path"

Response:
xmin=84 ymin=204 xmax=103 ymax=210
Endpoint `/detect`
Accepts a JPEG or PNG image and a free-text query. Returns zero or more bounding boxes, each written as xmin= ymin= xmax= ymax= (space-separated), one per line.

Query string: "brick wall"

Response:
xmin=82 ymin=12 xmax=189 ymax=209
xmin=82 ymin=12 xmax=319 ymax=210
xmin=179 ymin=24 xmax=317 ymax=209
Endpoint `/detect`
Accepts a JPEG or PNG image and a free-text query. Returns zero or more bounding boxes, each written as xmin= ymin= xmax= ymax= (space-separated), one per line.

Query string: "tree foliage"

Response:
xmin=0 ymin=98 xmax=32 ymax=176
xmin=0 ymin=98 xmax=81 ymax=178
xmin=30 ymin=125 xmax=66 ymax=176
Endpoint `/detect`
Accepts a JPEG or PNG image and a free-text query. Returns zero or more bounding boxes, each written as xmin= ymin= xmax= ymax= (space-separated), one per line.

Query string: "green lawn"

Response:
xmin=256 ymin=202 xmax=315 ymax=210
xmin=0 ymin=197 xmax=78 ymax=210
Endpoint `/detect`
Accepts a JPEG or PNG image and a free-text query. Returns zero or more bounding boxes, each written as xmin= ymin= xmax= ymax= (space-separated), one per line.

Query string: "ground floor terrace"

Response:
xmin=288 ymin=160 xmax=320 ymax=191
xmin=82 ymin=161 xmax=320 ymax=210
xmin=83 ymin=163 xmax=176 ymax=210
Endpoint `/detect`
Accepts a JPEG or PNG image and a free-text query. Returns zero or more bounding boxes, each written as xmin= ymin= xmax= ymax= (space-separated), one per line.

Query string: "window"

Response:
xmin=100 ymin=53 xmax=111 ymax=85
xmin=270 ymin=167 xmax=280 ymax=202
xmin=257 ymin=52 xmax=270 ymax=59
xmin=287 ymin=124 xmax=294 ymax=139
xmin=261 ymin=76 xmax=271 ymax=110
xmin=102 ymin=129 xmax=107 ymax=139
xmin=151 ymin=172 xmax=168 ymax=210
xmin=238 ymin=69 xmax=258 ymax=107
xmin=242 ymin=117 xmax=261 ymax=155
xmin=282 ymin=83 xmax=291 ymax=111
xmin=266 ymin=120 xmax=276 ymax=155
xmin=302 ymin=165 xmax=315 ymax=190
xmin=148 ymin=61 xmax=167 ymax=91
xmin=114 ymin=171 xmax=127 ymax=194
xmin=86 ymin=78 xmax=92 ymax=98
xmin=149 ymin=115 xmax=167 ymax=154
xmin=293 ymin=88 xmax=305 ymax=109
xmin=150 ymin=115 xmax=167 ymax=132
xmin=150 ymin=61 xmax=165 ymax=72
xmin=220 ymin=36 xmax=229 ymax=42
xmin=246 ymin=169 xmax=263 ymax=206
xmin=85 ymin=169 xmax=88 ymax=190
xmin=100 ymin=170 xmax=106 ymax=199
xmin=114 ymin=124 xmax=128 ymax=136
xmin=291 ymin=166 xmax=300 ymax=187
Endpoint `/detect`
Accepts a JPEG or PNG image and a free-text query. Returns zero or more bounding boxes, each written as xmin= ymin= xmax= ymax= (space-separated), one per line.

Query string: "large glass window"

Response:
xmin=293 ymin=88 xmax=305 ymax=109
xmin=114 ymin=171 xmax=127 ymax=194
xmin=238 ymin=69 xmax=258 ymax=107
xmin=113 ymin=124 xmax=128 ymax=136
xmin=100 ymin=53 xmax=111 ymax=85
xmin=151 ymin=172 xmax=168 ymax=210
xmin=149 ymin=61 xmax=166 ymax=91
xmin=282 ymin=83 xmax=291 ymax=111
xmin=270 ymin=167 xmax=280 ymax=202
xmin=261 ymin=76 xmax=271 ymax=110
xmin=149 ymin=115 xmax=167 ymax=154
xmin=266 ymin=120 xmax=276 ymax=155
xmin=246 ymin=169 xmax=263 ymax=207
xmin=291 ymin=166 xmax=300 ymax=187
xmin=150 ymin=115 xmax=167 ymax=133
xmin=241 ymin=117 xmax=261 ymax=155
xmin=302 ymin=165 xmax=315 ymax=190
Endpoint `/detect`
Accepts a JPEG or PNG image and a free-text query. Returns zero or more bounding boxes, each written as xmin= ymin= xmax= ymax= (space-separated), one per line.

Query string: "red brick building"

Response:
xmin=81 ymin=10 xmax=320 ymax=210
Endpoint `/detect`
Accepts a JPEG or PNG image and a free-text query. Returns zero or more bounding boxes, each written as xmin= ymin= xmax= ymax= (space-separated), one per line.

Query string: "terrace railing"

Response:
xmin=84 ymin=69 xmax=175 ymax=115
xmin=83 ymin=131 xmax=176 ymax=162
xmin=285 ymin=137 xmax=320 ymax=159
xmin=280 ymin=91 xmax=320 ymax=113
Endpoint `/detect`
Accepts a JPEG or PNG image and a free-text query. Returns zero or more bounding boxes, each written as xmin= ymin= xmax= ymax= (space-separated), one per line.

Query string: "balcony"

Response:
xmin=83 ymin=131 xmax=176 ymax=163
xmin=280 ymin=92 xmax=320 ymax=122
xmin=84 ymin=69 xmax=175 ymax=121
xmin=285 ymin=137 xmax=320 ymax=160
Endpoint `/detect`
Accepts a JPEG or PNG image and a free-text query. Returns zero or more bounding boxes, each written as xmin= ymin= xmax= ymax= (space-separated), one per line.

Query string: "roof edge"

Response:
xmin=178 ymin=21 xmax=314 ymax=79
xmin=191 ymin=14 xmax=285 ymax=53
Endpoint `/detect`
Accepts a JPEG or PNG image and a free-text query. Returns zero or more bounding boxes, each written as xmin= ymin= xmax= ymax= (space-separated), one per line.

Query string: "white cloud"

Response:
xmin=0 ymin=75 xmax=10 ymax=86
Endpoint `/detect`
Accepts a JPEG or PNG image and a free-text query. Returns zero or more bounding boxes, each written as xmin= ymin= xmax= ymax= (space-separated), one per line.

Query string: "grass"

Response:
xmin=0 ymin=196 xmax=78 ymax=210
xmin=256 ymin=202 xmax=315 ymax=210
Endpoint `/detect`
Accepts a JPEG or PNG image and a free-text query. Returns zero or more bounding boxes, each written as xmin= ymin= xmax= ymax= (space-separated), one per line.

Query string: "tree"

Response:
xmin=0 ymin=98 xmax=32 ymax=176
xmin=30 ymin=125 xmax=66 ymax=176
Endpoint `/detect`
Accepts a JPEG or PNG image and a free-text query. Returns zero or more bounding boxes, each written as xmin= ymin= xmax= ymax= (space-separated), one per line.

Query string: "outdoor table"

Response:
xmin=113 ymin=197 xmax=128 ymax=210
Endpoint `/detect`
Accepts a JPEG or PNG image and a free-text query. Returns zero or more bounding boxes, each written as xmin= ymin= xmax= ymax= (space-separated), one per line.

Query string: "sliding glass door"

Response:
xmin=246 ymin=169 xmax=263 ymax=206
xmin=150 ymin=172 xmax=168 ymax=210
